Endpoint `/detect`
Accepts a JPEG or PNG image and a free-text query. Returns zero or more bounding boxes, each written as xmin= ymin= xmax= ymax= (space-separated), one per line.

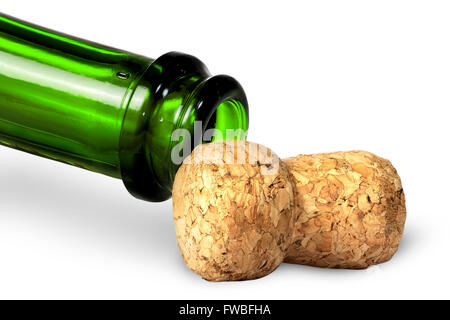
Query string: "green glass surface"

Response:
xmin=0 ymin=13 xmax=249 ymax=202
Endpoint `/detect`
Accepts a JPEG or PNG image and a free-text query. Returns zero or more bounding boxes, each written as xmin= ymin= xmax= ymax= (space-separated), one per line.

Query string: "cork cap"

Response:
xmin=172 ymin=141 xmax=297 ymax=281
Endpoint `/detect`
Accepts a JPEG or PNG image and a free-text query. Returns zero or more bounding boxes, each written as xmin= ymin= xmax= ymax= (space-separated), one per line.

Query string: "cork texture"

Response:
xmin=284 ymin=151 xmax=406 ymax=269
xmin=172 ymin=141 xmax=297 ymax=281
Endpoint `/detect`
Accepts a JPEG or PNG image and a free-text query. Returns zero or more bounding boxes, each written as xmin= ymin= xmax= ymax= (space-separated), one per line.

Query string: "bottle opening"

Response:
xmin=205 ymin=99 xmax=248 ymax=142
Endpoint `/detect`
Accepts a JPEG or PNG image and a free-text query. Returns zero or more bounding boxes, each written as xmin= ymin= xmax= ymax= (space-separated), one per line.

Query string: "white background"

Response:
xmin=0 ymin=0 xmax=448 ymax=299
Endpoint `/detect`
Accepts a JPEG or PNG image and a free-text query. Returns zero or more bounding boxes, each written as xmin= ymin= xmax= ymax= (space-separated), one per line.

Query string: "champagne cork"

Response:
xmin=172 ymin=142 xmax=406 ymax=281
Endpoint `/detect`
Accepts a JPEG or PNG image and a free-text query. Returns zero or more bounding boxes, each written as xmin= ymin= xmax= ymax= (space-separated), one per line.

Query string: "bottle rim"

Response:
xmin=119 ymin=51 xmax=249 ymax=202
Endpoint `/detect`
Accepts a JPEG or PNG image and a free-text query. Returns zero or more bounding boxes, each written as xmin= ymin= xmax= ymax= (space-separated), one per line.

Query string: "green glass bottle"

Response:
xmin=0 ymin=13 xmax=249 ymax=202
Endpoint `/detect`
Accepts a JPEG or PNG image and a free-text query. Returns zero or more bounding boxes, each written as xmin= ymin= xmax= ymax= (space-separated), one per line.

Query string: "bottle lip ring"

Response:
xmin=178 ymin=74 xmax=249 ymax=146
xmin=119 ymin=51 xmax=249 ymax=202
xmin=147 ymin=51 xmax=249 ymax=142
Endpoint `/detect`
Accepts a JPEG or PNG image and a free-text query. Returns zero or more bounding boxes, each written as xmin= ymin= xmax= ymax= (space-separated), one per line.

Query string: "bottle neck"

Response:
xmin=0 ymin=13 xmax=152 ymax=178
xmin=119 ymin=52 xmax=249 ymax=202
